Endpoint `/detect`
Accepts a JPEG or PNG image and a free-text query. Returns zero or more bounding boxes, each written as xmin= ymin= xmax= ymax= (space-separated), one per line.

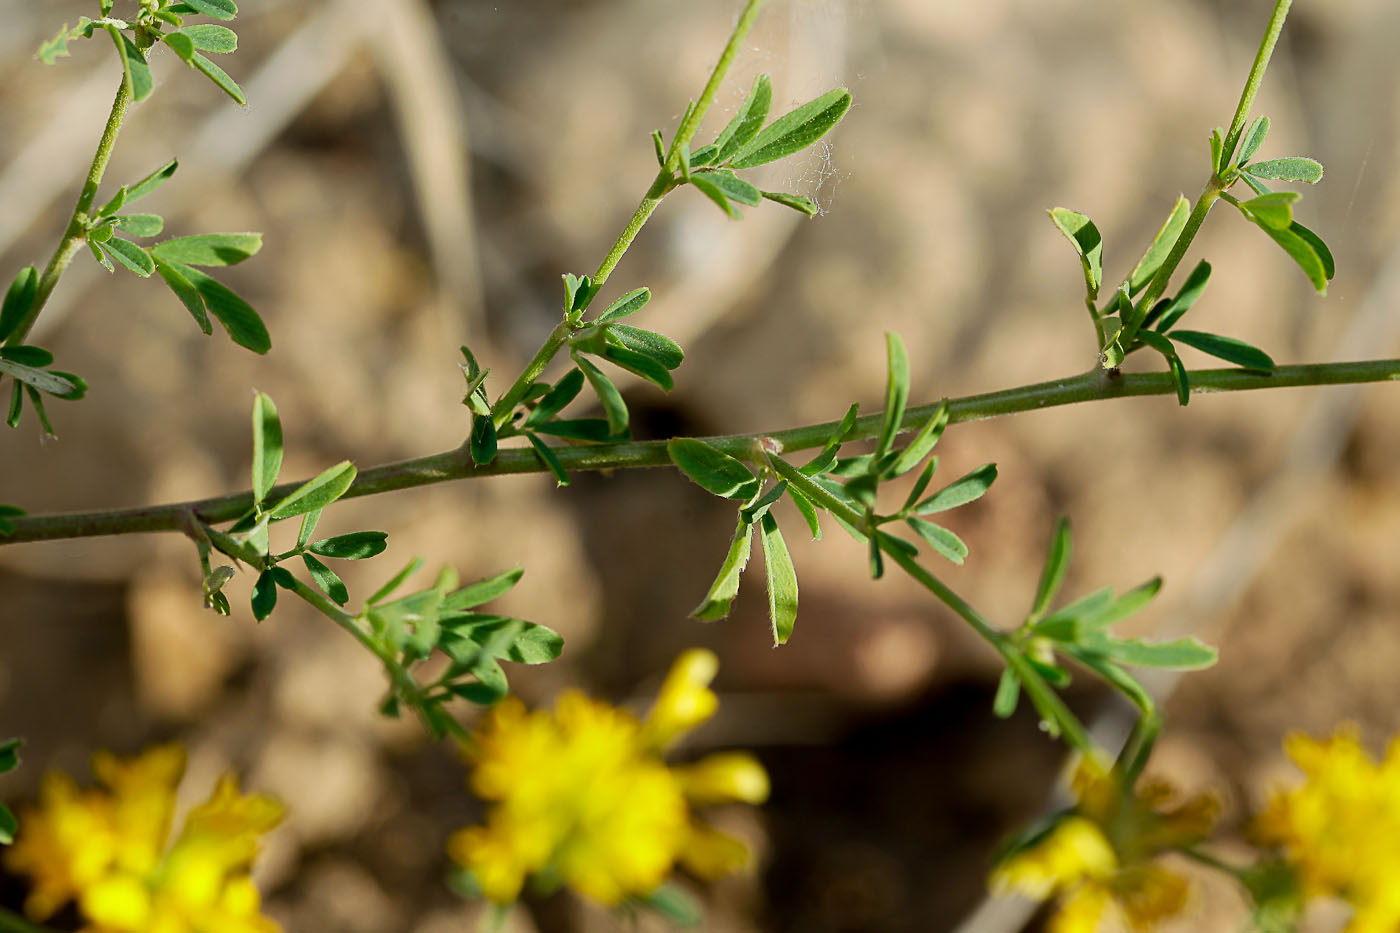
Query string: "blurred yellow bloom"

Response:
xmin=990 ymin=757 xmax=1216 ymax=932
xmin=1252 ymin=726 xmax=1400 ymax=931
xmin=3 ymin=744 xmax=283 ymax=933
xmin=448 ymin=648 xmax=768 ymax=906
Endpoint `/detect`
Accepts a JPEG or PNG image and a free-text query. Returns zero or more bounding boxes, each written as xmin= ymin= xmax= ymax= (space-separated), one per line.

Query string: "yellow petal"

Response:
xmin=1048 ymin=882 xmax=1110 ymax=933
xmin=679 ymin=822 xmax=750 ymax=881
xmin=674 ymin=752 xmax=770 ymax=805
xmin=642 ymin=649 xmax=719 ymax=750
xmin=80 ymin=873 xmax=152 ymax=931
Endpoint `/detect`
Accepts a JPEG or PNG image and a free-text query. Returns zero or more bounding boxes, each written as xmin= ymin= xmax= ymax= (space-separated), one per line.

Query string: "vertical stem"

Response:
xmin=490 ymin=321 xmax=570 ymax=427
xmin=1122 ymin=184 xmax=1219 ymax=344
xmin=1220 ymin=0 xmax=1293 ymax=164
xmin=1116 ymin=709 xmax=1162 ymax=784
xmin=6 ymin=78 xmax=132 ymax=347
xmin=592 ymin=0 xmax=767 ymax=288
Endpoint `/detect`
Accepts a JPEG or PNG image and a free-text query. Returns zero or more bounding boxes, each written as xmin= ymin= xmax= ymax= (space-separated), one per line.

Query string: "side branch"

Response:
xmin=5 ymin=359 xmax=1398 ymax=544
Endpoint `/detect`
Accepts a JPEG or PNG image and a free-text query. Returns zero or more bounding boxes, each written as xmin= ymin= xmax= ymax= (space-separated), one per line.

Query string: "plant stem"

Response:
xmin=490 ymin=321 xmax=570 ymax=428
xmin=593 ymin=0 xmax=768 ymax=288
xmin=1115 ymin=709 xmax=1161 ymax=784
xmin=0 ymin=906 xmax=63 ymax=933
xmin=6 ymin=359 xmax=1400 ymax=545
xmin=1220 ymin=0 xmax=1293 ymax=164
xmin=282 ymin=574 xmax=463 ymax=740
xmin=766 ymin=454 xmax=1093 ymax=753
xmin=1123 ymin=183 xmax=1219 ymax=344
xmin=6 ymin=78 xmax=132 ymax=348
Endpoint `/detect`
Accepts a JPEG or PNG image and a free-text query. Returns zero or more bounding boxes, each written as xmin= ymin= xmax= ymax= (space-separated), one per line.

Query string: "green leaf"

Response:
xmin=887 ymin=401 xmax=949 ymax=478
xmin=1078 ymin=577 xmax=1162 ymax=630
xmin=151 ymin=233 xmax=261 ymax=266
xmin=163 ymin=262 xmax=270 ymax=352
xmin=89 ymin=240 xmax=114 ymax=272
xmin=758 ymin=191 xmax=817 ymax=217
xmin=1047 ymin=207 xmax=1103 ymax=299
xmin=786 ymin=486 xmax=822 ymax=540
xmin=531 ymin=418 xmax=615 ymax=442
xmin=740 ymin=481 xmax=788 ymax=526
xmin=606 ymin=324 xmax=683 ymax=370
xmin=444 ymin=618 xmax=564 ymax=666
xmin=697 ymin=170 xmax=761 ymax=206
xmin=905 ymin=517 xmax=967 ymax=564
xmin=641 ymin=883 xmax=704 ymax=929
xmin=913 ymin=463 xmax=996 ymax=514
xmin=190 ymin=52 xmax=246 ymax=104
xmin=0 ymin=267 xmax=38 ymax=343
xmin=25 ymin=387 xmax=55 ymax=436
xmin=523 ymin=369 xmax=584 ymax=429
xmin=296 ymin=509 xmax=321 ymax=549
xmin=308 ymin=531 xmax=387 ymax=560
xmin=992 ymin=667 xmax=1020 ymax=718
xmin=99 ymin=237 xmax=155 ymax=277
xmin=108 ymin=27 xmax=154 ymax=102
xmin=729 ymin=88 xmax=852 ymax=170
xmin=561 ymin=273 xmax=596 ymax=316
xmin=600 ymin=345 xmax=674 ymax=391
xmin=1153 ymin=260 xmax=1210 ymax=333
xmin=38 ymin=24 xmax=75 ymax=65
xmin=1244 ymin=157 xmax=1323 ymax=185
xmin=0 ymin=358 xmax=82 ymax=398
xmin=251 ymin=392 xmax=282 ymax=503
xmin=469 ymin=413 xmax=497 ymax=467
xmin=0 ymin=803 xmax=14 ymax=846
xmin=1128 ymin=196 xmax=1190 ymax=295
xmin=1138 ymin=331 xmax=1189 ymax=406
xmin=760 ymin=513 xmax=798 ymax=644
xmin=1031 ymin=518 xmax=1071 ymax=618
xmin=1104 ymin=636 xmax=1218 ymax=670
xmin=1209 ymin=127 xmax=1225 ymax=174
xmin=594 ymin=287 xmax=650 ymax=324
xmin=713 ymin=74 xmax=773 ymax=163
xmin=1238 ymin=115 xmax=1270 ymax=163
xmin=1064 ymin=648 xmax=1154 ymax=717
xmin=438 ymin=568 xmax=522 ymax=614
xmin=876 ymin=332 xmax=909 ymax=459
xmin=689 ymin=144 xmax=717 ymax=167
xmin=0 ymin=347 xmax=54 ymax=368
xmin=180 ymin=0 xmax=238 ymax=21
xmin=152 ymin=257 xmax=211 ymax=335
xmin=127 ymin=159 xmax=179 ymax=202
xmin=668 ymin=438 xmax=760 ymax=500
xmin=689 ymin=174 xmax=738 ymax=218
xmin=1291 ymin=221 xmax=1335 ymax=281
xmin=251 ymin=569 xmax=277 ymax=621
xmin=526 ymin=432 xmax=570 ymax=487
xmin=0 ymin=737 xmax=21 ymax=774
xmin=576 ymin=356 xmax=628 ymax=435
xmin=163 ymin=30 xmax=196 ymax=61
xmin=115 ymin=214 xmax=164 ymax=237
xmin=1257 ymin=223 xmax=1329 ymax=295
xmin=302 ymin=553 xmax=348 ymax=605
xmin=685 ymin=512 xmax=753 ymax=620
xmin=0 ymin=504 xmax=26 ymax=537
xmin=6 ymin=382 xmax=21 ymax=428
xmin=97 ymin=187 xmax=128 ymax=218
xmin=898 ymin=458 xmax=939 ymax=515
xmin=1169 ymin=330 xmax=1274 ymax=372
xmin=1239 ymin=192 xmax=1299 ymax=230
xmin=179 ymin=24 xmax=237 ymax=53
xmin=802 ymin=403 xmax=859 ymax=476
xmin=267 ymin=461 xmax=356 ymax=520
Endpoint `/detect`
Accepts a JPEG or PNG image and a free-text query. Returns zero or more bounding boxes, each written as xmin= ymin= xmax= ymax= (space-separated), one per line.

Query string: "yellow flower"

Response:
xmin=990 ymin=756 xmax=1215 ymax=932
xmin=3 ymin=745 xmax=283 ymax=933
xmin=1252 ymin=726 xmax=1400 ymax=930
xmin=448 ymin=649 xmax=767 ymax=907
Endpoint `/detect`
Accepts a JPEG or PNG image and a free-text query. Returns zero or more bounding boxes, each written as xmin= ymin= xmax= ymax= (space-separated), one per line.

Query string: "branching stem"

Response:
xmin=6 ymin=359 xmax=1400 ymax=544
xmin=6 ymin=79 xmax=132 ymax=347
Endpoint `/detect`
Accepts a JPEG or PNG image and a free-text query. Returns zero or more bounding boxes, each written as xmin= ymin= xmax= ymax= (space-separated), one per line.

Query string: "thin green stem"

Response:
xmin=1220 ymin=0 xmax=1293 ymax=164
xmin=6 ymin=359 xmax=1400 ymax=544
xmin=282 ymin=574 xmax=462 ymax=740
xmin=593 ymin=0 xmax=765 ymax=289
xmin=1115 ymin=709 xmax=1162 ymax=785
xmin=766 ymin=454 xmax=1093 ymax=753
xmin=6 ymin=78 xmax=132 ymax=348
xmin=490 ymin=321 xmax=570 ymax=428
xmin=0 ymin=906 xmax=63 ymax=933
xmin=1123 ymin=184 xmax=1219 ymax=344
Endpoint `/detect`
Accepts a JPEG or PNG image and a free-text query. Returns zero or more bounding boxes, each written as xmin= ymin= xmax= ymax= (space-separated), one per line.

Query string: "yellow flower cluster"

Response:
xmin=448 ymin=649 xmax=769 ymax=906
xmin=1253 ymin=727 xmax=1400 ymax=931
xmin=990 ymin=757 xmax=1218 ymax=933
xmin=4 ymin=744 xmax=283 ymax=933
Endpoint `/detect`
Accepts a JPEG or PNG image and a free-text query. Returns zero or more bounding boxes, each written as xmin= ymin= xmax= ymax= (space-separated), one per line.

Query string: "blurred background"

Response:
xmin=1 ymin=0 xmax=1399 ymax=929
